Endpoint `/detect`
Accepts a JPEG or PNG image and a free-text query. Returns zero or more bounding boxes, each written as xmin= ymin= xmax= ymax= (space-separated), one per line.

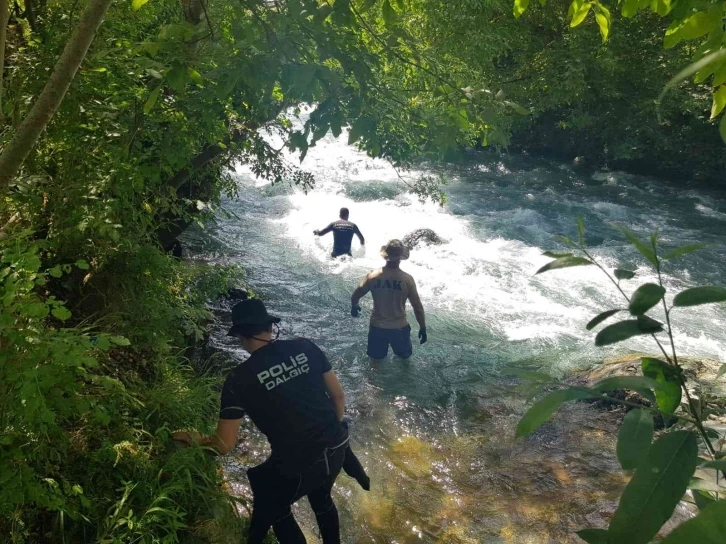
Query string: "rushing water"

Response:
xmin=183 ymin=124 xmax=726 ymax=543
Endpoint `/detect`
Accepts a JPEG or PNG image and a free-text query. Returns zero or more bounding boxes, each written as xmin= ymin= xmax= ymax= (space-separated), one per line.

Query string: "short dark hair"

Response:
xmin=339 ymin=207 xmax=349 ymax=219
xmin=235 ymin=322 xmax=272 ymax=339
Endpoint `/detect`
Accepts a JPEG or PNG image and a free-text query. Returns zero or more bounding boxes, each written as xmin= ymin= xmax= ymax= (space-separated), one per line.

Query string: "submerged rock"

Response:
xmin=566 ymin=353 xmax=725 ymax=429
xmin=402 ymin=228 xmax=446 ymax=250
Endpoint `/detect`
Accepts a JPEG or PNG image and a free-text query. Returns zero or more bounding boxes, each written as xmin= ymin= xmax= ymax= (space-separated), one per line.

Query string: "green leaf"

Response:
xmin=382 ymin=0 xmax=398 ymax=26
xmin=662 ymin=243 xmax=707 ymax=260
xmin=687 ymin=478 xmax=726 ymax=493
xmin=608 ymin=431 xmax=698 ymax=544
xmin=144 ymin=86 xmax=162 ymax=114
xmin=595 ymin=4 xmax=610 ymax=42
xmin=570 ymin=1 xmax=592 ymax=27
xmin=716 ymin=365 xmax=726 ymax=380
xmin=641 ymin=358 xmax=682 ymax=415
xmin=649 ymin=0 xmax=673 ymax=16
xmin=679 ymin=12 xmax=721 ymax=41
xmin=691 ymin=489 xmax=716 ymax=511
xmin=515 ymin=388 xmax=594 ymax=437
xmin=711 ymin=86 xmax=726 ymax=120
xmin=535 ymin=256 xmax=593 ymax=274
xmin=188 ymin=68 xmax=203 ymax=86
xmin=591 ymin=375 xmax=661 ymax=394
xmin=614 ymin=269 xmax=636 ymax=280
xmin=513 ymin=0 xmax=530 ymax=18
xmin=629 ymin=283 xmax=666 ymax=315
xmin=621 ymin=0 xmax=639 ymax=17
xmin=660 ymin=496 xmax=726 ymax=543
xmin=701 ymin=459 xmax=726 ymax=471
xmin=617 ymin=409 xmax=654 ymax=470
xmin=48 ymin=266 xmax=63 ymax=278
xmin=165 ymin=66 xmax=188 ymax=92
xmin=613 ymin=224 xmax=657 ymax=265
xmin=673 ymin=286 xmax=726 ymax=307
xmin=577 ymin=216 xmax=585 ymax=246
xmin=502 ymin=100 xmax=530 ymax=115
xmin=75 ymin=259 xmax=90 ymax=270
xmin=595 ymin=318 xmax=663 ymax=346
xmin=542 ymin=251 xmax=573 ymax=258
xmin=51 ymin=306 xmax=72 ymax=321
xmin=348 ymin=117 xmax=371 ymax=144
xmin=109 ymin=336 xmax=131 ymax=346
xmin=658 ymin=49 xmax=726 ymax=108
xmin=131 ymin=0 xmax=149 ymax=11
xmin=586 ymin=309 xmax=622 ymax=331
xmin=576 ymin=529 xmax=609 ymax=544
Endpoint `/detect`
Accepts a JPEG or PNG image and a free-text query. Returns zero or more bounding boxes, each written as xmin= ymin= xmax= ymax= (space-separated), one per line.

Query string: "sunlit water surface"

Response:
xmin=183 ymin=125 xmax=726 ymax=543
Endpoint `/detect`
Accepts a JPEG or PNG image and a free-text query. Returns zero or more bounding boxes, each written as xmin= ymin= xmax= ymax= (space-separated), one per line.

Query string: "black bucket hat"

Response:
xmin=226 ymin=299 xmax=281 ymax=337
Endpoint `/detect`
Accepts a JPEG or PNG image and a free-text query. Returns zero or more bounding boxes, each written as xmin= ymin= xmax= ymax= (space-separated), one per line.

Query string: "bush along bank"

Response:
xmin=1 ymin=233 xmax=248 ymax=543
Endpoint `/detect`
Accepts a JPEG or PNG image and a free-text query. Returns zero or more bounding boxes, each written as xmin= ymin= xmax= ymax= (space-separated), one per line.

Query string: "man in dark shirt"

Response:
xmin=314 ymin=207 xmax=365 ymax=258
xmin=172 ymin=299 xmax=351 ymax=543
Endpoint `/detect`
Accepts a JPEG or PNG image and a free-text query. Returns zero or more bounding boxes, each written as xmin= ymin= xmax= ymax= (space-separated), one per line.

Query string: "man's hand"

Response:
xmin=351 ymin=304 xmax=361 ymax=318
xmin=172 ymin=431 xmax=202 ymax=447
xmin=313 ymin=229 xmax=320 ymax=236
xmin=418 ymin=327 xmax=428 ymax=345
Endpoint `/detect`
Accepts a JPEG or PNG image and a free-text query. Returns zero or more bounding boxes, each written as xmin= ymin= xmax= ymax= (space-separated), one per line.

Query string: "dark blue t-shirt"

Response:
xmin=319 ymin=220 xmax=362 ymax=256
xmin=219 ymin=338 xmax=345 ymax=472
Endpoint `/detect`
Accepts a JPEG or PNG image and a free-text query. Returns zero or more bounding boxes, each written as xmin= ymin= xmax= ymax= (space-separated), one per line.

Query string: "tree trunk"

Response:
xmin=0 ymin=0 xmax=113 ymax=188
xmin=0 ymin=0 xmax=8 ymax=122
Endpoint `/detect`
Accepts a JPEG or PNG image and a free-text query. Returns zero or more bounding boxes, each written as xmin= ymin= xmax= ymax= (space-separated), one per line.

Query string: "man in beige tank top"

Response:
xmin=350 ymin=240 xmax=427 ymax=362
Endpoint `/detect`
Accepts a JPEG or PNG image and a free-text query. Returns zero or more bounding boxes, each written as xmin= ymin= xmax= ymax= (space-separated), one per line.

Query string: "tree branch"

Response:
xmin=0 ymin=0 xmax=113 ymax=188
xmin=0 ymin=0 xmax=9 ymax=122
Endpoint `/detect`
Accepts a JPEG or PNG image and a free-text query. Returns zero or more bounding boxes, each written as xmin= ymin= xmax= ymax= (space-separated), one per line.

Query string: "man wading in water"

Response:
xmin=351 ymin=240 xmax=427 ymax=363
xmin=313 ymin=207 xmax=365 ymax=258
xmin=173 ymin=299 xmax=368 ymax=543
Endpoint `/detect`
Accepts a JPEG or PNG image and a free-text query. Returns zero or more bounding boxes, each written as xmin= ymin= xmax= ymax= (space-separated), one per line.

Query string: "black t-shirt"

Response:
xmin=219 ymin=338 xmax=345 ymax=472
xmin=320 ymin=220 xmax=361 ymax=256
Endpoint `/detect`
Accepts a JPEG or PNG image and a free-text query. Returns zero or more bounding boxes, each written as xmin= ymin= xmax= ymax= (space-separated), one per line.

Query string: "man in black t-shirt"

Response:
xmin=314 ymin=207 xmax=365 ymax=258
xmin=172 ymin=299 xmax=352 ymax=543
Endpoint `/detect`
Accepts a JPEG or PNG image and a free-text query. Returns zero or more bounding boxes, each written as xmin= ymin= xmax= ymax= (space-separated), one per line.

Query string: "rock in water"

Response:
xmin=402 ymin=229 xmax=445 ymax=250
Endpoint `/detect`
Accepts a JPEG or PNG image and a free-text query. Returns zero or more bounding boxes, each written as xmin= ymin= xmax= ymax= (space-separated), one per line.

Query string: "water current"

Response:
xmin=183 ymin=124 xmax=726 ymax=543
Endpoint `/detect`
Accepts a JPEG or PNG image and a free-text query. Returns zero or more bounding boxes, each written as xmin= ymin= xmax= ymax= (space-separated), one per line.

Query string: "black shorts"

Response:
xmin=367 ymin=325 xmax=412 ymax=360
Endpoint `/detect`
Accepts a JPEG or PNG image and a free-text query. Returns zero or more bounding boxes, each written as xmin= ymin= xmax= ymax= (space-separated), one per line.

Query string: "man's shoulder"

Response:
xmin=367 ymin=268 xmax=384 ymax=280
xmin=400 ymin=269 xmax=416 ymax=283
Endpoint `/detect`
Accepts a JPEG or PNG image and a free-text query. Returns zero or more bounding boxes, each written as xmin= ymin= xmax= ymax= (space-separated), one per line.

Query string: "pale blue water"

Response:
xmin=184 ymin=128 xmax=726 ymax=543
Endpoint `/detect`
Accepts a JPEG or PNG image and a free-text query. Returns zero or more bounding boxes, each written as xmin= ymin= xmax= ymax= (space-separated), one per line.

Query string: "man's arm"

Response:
xmin=314 ymin=223 xmax=334 ymax=236
xmin=173 ymin=418 xmax=243 ymax=455
xmin=351 ymin=274 xmax=371 ymax=316
xmin=408 ymin=279 xmax=427 ymax=342
xmin=323 ymin=370 xmax=345 ymax=421
xmin=354 ymin=224 xmax=365 ymax=245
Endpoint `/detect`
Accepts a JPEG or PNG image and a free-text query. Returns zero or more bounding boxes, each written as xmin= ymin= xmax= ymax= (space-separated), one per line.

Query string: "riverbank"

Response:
xmin=1 ymin=241 xmax=246 ymax=543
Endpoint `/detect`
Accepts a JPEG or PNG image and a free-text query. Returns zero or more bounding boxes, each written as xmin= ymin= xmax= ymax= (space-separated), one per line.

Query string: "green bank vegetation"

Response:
xmin=0 ymin=0 xmax=724 ymax=542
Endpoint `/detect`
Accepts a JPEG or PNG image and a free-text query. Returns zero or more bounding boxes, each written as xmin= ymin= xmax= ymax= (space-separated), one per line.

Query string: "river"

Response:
xmin=183 ymin=124 xmax=726 ymax=543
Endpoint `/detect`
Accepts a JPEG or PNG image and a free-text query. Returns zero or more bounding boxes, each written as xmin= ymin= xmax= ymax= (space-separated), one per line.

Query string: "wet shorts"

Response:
xmin=367 ymin=325 xmax=412 ymax=360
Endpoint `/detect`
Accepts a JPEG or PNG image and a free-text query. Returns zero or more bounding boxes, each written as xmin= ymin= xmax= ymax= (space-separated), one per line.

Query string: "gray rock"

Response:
xmin=402 ymin=228 xmax=446 ymax=250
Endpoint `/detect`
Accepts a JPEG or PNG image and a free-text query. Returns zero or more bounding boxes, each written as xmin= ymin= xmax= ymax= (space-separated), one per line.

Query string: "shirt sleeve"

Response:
xmin=318 ymin=223 xmax=334 ymax=235
xmin=303 ymin=339 xmax=332 ymax=373
xmin=219 ymin=371 xmax=246 ymax=420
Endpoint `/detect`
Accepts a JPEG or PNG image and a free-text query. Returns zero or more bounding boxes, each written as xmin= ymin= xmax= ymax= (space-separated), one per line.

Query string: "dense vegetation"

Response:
xmin=0 ymin=0 xmax=724 ymax=542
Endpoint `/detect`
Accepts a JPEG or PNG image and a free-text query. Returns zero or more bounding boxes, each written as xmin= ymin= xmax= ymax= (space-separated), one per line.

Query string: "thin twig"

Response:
xmin=654 ymin=256 xmax=717 ymax=458
xmin=200 ymin=0 xmax=214 ymax=39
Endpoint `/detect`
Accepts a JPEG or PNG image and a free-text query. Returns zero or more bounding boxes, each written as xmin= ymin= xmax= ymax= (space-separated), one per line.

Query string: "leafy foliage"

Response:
xmin=519 ymin=219 xmax=726 ymax=542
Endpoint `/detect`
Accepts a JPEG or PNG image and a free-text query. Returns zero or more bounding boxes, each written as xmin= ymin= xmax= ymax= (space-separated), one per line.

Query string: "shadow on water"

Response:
xmin=183 ymin=129 xmax=725 ymax=542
